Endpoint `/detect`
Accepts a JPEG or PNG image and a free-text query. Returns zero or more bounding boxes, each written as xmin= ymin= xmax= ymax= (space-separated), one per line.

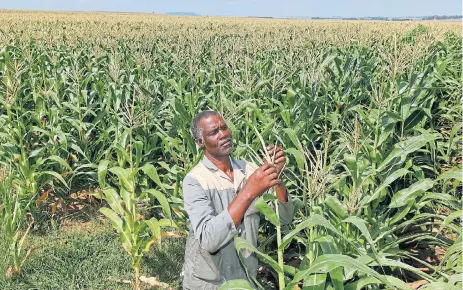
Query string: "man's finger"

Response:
xmin=267 ymin=146 xmax=281 ymax=153
xmin=273 ymin=150 xmax=284 ymax=158
xmin=260 ymin=163 xmax=273 ymax=170
xmin=269 ymin=179 xmax=281 ymax=187
xmin=274 ymin=157 xmax=285 ymax=164
xmin=267 ymin=172 xmax=278 ymax=180
xmin=264 ymin=165 xmax=277 ymax=174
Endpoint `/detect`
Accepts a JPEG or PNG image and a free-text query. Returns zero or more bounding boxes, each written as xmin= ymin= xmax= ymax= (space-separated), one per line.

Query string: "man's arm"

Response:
xmin=183 ymin=175 xmax=239 ymax=253
xmin=274 ymin=182 xmax=294 ymax=225
xmin=228 ymin=164 xmax=294 ymax=226
xmin=184 ymin=164 xmax=281 ymax=253
xmin=228 ymin=163 xmax=281 ymax=227
xmin=233 ymin=173 xmax=294 ymax=226
xmin=275 ymin=182 xmax=288 ymax=202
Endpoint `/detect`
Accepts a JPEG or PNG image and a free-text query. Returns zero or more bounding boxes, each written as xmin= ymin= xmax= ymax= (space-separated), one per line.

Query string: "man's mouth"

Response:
xmin=221 ymin=139 xmax=232 ymax=147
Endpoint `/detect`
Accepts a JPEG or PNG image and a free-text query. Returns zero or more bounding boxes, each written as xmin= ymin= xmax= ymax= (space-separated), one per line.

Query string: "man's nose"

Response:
xmin=219 ymin=129 xmax=229 ymax=139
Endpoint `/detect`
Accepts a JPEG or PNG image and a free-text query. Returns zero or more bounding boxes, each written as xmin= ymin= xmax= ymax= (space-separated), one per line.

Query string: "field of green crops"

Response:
xmin=0 ymin=10 xmax=462 ymax=290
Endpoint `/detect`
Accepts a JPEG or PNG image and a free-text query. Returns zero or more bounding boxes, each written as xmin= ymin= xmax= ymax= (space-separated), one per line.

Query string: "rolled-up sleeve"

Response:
xmin=277 ymin=194 xmax=294 ymax=225
xmin=183 ymin=175 xmax=238 ymax=253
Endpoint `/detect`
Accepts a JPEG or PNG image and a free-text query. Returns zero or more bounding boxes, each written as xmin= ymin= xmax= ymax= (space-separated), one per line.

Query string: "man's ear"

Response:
xmin=196 ymin=139 xmax=205 ymax=149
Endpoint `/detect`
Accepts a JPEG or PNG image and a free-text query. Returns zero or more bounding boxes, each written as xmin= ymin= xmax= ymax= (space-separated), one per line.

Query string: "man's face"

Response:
xmin=198 ymin=114 xmax=233 ymax=157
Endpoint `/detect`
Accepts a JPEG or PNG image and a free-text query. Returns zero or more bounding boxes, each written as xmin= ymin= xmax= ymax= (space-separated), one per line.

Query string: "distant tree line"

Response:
xmin=421 ymin=15 xmax=462 ymax=20
xmin=158 ymin=13 xmax=462 ymax=21
xmin=313 ymin=15 xmax=462 ymax=21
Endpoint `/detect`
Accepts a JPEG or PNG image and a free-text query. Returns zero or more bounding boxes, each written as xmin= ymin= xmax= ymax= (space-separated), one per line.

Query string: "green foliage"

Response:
xmin=0 ymin=12 xmax=461 ymax=289
xmin=0 ymin=173 xmax=34 ymax=276
xmin=97 ymin=137 xmax=177 ymax=289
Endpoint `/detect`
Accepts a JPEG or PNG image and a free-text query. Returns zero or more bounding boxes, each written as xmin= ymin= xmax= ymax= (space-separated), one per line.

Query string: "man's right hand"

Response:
xmin=242 ymin=163 xmax=281 ymax=200
xmin=228 ymin=163 xmax=280 ymax=227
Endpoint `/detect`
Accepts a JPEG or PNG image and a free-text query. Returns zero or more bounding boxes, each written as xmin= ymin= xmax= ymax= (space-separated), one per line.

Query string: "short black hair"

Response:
xmin=190 ymin=110 xmax=222 ymax=142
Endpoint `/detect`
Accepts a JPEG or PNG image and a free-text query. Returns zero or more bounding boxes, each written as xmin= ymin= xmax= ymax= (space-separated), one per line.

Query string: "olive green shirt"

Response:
xmin=182 ymin=156 xmax=294 ymax=290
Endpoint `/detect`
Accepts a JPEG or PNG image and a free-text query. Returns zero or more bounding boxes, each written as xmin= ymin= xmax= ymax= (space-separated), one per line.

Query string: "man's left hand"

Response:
xmin=266 ymin=145 xmax=286 ymax=175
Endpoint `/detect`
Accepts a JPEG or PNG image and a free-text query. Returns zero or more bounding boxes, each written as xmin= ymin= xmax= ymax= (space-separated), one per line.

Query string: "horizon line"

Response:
xmin=1 ymin=8 xmax=461 ymax=19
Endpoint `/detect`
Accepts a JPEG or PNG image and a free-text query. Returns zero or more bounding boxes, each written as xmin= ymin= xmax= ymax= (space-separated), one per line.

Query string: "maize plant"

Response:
xmin=97 ymin=159 xmax=176 ymax=290
xmin=0 ymin=172 xmax=34 ymax=277
xmin=96 ymin=101 xmax=178 ymax=290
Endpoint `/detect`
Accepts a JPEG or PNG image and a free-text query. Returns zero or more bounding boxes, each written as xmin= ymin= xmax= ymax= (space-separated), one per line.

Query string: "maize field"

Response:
xmin=0 ymin=10 xmax=461 ymax=289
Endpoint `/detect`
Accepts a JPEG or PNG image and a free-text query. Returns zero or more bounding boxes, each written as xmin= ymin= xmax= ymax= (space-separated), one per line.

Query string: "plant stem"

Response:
xmin=134 ymin=265 xmax=140 ymax=290
xmin=275 ymin=199 xmax=285 ymax=290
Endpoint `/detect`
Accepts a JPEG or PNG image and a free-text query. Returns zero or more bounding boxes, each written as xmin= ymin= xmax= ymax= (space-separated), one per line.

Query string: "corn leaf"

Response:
xmin=143 ymin=189 xmax=172 ymax=220
xmin=280 ymin=214 xmax=340 ymax=250
xmin=255 ymin=196 xmax=279 ymax=227
xmin=389 ymin=179 xmax=434 ymax=208
xmin=218 ymin=279 xmax=254 ymax=290
xmin=284 ymin=254 xmax=391 ymax=290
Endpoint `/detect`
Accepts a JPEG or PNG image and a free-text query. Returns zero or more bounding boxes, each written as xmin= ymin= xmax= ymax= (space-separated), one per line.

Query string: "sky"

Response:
xmin=0 ymin=0 xmax=461 ymax=18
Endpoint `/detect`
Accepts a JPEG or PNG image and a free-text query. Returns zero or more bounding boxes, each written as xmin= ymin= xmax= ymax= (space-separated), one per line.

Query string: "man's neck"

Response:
xmin=204 ymin=151 xmax=232 ymax=173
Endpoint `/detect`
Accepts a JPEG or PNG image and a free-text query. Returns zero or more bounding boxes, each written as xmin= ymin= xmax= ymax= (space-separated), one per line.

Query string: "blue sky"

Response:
xmin=0 ymin=0 xmax=461 ymax=18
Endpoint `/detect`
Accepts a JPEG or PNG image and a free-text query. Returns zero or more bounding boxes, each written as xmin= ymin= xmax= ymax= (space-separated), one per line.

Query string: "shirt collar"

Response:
xmin=202 ymin=155 xmax=246 ymax=173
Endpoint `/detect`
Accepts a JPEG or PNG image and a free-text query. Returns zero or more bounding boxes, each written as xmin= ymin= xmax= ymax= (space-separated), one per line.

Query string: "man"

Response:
xmin=182 ymin=111 xmax=294 ymax=289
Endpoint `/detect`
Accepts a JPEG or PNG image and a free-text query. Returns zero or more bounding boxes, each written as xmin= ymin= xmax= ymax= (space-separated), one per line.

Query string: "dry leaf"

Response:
xmin=24 ymin=248 xmax=36 ymax=260
xmin=107 ymin=276 xmax=132 ymax=284
xmin=140 ymin=276 xmax=172 ymax=289
xmin=408 ymin=280 xmax=428 ymax=289
xmin=6 ymin=267 xmax=19 ymax=278
xmin=66 ymin=202 xmax=85 ymax=212
xmin=39 ymin=191 xmax=49 ymax=200
xmin=161 ymin=231 xmax=182 ymax=239
xmin=51 ymin=203 xmax=57 ymax=214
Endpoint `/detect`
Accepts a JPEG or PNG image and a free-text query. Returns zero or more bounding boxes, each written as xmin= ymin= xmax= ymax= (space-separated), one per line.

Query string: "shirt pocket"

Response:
xmin=193 ymin=242 xmax=223 ymax=282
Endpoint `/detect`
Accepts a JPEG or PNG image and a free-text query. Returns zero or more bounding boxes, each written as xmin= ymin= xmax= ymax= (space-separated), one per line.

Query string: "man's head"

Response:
xmin=190 ymin=111 xmax=233 ymax=157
